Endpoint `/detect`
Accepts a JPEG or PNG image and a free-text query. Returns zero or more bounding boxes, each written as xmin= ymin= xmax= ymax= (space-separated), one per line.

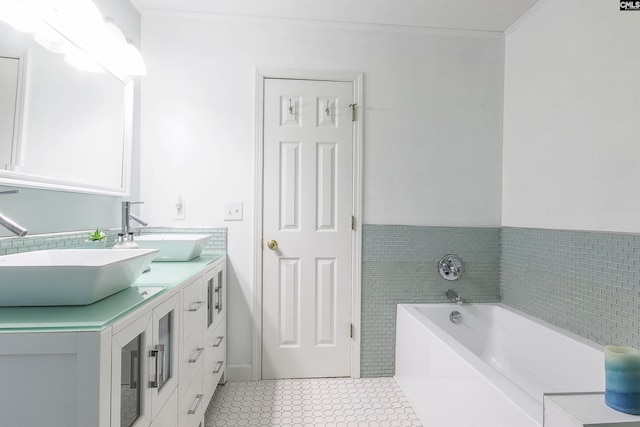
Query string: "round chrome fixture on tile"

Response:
xmin=438 ymin=254 xmax=463 ymax=281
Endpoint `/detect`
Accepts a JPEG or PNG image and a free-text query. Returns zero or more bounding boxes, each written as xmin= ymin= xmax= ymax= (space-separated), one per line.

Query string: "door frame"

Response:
xmin=252 ymin=68 xmax=363 ymax=380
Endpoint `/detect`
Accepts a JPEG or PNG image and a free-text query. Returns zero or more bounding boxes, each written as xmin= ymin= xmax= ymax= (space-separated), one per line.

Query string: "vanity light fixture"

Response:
xmin=64 ymin=46 xmax=105 ymax=73
xmin=0 ymin=0 xmax=42 ymax=32
xmin=0 ymin=0 xmax=147 ymax=77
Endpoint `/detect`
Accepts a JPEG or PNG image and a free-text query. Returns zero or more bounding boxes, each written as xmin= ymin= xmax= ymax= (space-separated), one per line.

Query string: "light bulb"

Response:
xmin=0 ymin=0 xmax=43 ymax=32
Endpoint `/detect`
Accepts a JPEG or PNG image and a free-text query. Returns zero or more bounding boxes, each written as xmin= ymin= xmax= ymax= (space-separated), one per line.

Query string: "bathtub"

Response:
xmin=395 ymin=303 xmax=604 ymax=426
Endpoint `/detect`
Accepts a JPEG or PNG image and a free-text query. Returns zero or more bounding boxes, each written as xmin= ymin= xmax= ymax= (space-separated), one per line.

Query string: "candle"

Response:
xmin=605 ymin=345 xmax=640 ymax=415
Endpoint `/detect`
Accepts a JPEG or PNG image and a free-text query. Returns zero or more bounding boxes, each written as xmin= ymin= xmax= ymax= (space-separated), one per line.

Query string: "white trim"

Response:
xmin=142 ymin=9 xmax=504 ymax=39
xmin=504 ymin=0 xmax=554 ymax=36
xmin=252 ymin=69 xmax=265 ymax=381
xmin=253 ymin=68 xmax=363 ymax=380
xmin=0 ymin=81 xmax=133 ymax=197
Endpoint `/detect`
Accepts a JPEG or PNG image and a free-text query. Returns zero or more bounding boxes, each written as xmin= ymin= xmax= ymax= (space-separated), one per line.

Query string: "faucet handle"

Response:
xmin=122 ymin=201 xmax=144 ymax=206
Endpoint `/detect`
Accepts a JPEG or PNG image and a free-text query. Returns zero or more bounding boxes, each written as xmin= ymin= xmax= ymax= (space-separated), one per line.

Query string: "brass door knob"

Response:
xmin=266 ymin=240 xmax=278 ymax=250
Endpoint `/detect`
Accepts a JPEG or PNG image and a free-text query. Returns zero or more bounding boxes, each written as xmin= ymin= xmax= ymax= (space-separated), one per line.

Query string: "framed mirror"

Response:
xmin=0 ymin=16 xmax=132 ymax=196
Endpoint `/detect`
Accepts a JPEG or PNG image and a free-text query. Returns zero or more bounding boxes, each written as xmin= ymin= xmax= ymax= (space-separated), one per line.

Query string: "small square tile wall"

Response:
xmin=0 ymin=227 xmax=226 ymax=255
xmin=361 ymin=224 xmax=501 ymax=377
xmin=500 ymin=227 xmax=640 ymax=349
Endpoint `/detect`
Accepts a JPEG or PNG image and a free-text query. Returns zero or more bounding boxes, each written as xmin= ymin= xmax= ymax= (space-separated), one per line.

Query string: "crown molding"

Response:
xmin=504 ymin=0 xmax=554 ymax=36
xmin=142 ymin=8 xmax=505 ymax=39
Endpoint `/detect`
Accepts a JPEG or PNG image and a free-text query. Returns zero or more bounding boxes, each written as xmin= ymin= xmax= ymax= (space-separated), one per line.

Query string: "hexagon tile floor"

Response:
xmin=204 ymin=377 xmax=423 ymax=427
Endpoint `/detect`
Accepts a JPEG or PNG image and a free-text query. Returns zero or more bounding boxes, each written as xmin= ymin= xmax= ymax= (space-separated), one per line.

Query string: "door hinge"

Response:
xmin=350 ymin=323 xmax=354 ymax=339
xmin=351 ymin=215 xmax=356 ymax=230
xmin=349 ymin=103 xmax=357 ymax=122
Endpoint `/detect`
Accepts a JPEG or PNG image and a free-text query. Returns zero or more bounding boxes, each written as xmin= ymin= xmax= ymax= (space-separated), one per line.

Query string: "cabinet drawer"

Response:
xmin=203 ymin=317 xmax=226 ymax=402
xmin=182 ymin=277 xmax=205 ymax=336
xmin=181 ymin=321 xmax=204 ymax=390
xmin=179 ymin=368 xmax=205 ymax=427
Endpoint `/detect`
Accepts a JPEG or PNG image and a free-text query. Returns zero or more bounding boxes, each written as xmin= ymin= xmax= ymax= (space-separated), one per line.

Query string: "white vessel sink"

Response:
xmin=0 ymin=249 xmax=159 ymax=306
xmin=135 ymin=234 xmax=212 ymax=261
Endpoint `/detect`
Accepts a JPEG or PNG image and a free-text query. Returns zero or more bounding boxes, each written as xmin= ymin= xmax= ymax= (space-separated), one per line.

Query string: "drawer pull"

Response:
xmin=187 ymin=394 xmax=205 ymax=415
xmin=212 ymin=336 xmax=224 ymax=347
xmin=188 ymin=300 xmax=205 ymax=312
xmin=148 ymin=344 xmax=165 ymax=389
xmin=213 ymin=361 xmax=224 ymax=374
xmin=188 ymin=347 xmax=205 ymax=363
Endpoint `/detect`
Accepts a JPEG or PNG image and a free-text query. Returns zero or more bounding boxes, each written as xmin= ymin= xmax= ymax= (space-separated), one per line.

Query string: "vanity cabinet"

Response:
xmin=178 ymin=259 xmax=227 ymax=427
xmin=111 ymin=310 xmax=154 ymax=427
xmin=179 ymin=276 xmax=207 ymax=427
xmin=0 ymin=330 xmax=111 ymax=427
xmin=110 ymin=293 xmax=180 ymax=427
xmin=203 ymin=262 xmax=227 ymax=405
xmin=0 ymin=255 xmax=226 ymax=427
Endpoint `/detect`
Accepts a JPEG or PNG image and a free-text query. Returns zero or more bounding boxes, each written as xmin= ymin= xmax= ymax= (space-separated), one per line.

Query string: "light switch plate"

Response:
xmin=224 ymin=202 xmax=243 ymax=221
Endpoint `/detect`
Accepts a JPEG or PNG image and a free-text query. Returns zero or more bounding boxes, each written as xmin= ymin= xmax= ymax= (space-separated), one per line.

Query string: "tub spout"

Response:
xmin=445 ymin=289 xmax=463 ymax=305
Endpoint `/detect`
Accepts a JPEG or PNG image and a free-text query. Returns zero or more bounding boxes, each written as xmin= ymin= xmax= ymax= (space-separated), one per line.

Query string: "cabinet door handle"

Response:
xmin=189 ymin=300 xmax=205 ymax=312
xmin=129 ymin=350 xmax=138 ymax=389
xmin=188 ymin=347 xmax=205 ymax=363
xmin=187 ymin=394 xmax=205 ymax=415
xmin=148 ymin=344 xmax=165 ymax=388
xmin=213 ymin=360 xmax=224 ymax=374
xmin=215 ymin=286 xmax=223 ymax=312
xmin=212 ymin=336 xmax=224 ymax=347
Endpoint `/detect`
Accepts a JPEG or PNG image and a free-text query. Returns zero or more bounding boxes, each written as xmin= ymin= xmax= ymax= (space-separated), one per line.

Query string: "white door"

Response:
xmin=262 ymin=78 xmax=354 ymax=379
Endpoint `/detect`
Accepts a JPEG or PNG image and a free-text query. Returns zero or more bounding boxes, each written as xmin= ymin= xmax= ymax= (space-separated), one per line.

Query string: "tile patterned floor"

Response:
xmin=205 ymin=377 xmax=422 ymax=427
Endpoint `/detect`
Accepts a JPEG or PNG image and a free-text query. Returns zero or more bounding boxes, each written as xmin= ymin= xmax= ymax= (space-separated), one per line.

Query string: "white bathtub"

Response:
xmin=395 ymin=303 xmax=604 ymax=426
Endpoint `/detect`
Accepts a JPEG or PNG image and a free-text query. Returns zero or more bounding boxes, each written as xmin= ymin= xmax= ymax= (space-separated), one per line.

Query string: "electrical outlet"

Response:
xmin=174 ymin=197 xmax=185 ymax=220
xmin=224 ymin=202 xmax=243 ymax=221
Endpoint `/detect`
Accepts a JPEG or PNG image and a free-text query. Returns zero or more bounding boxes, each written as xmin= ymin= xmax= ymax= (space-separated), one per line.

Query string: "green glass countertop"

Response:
xmin=0 ymin=253 xmax=224 ymax=332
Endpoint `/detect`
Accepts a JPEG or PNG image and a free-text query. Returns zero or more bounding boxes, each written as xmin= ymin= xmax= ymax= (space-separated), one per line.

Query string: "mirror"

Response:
xmin=0 ymin=17 xmax=132 ymax=196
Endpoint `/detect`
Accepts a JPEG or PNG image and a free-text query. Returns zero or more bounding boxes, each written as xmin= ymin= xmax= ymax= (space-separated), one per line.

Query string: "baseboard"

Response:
xmin=226 ymin=363 xmax=253 ymax=382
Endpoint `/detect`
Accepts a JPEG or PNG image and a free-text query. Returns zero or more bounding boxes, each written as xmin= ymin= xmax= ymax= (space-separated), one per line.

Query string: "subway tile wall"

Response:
xmin=0 ymin=227 xmax=226 ymax=255
xmin=361 ymin=225 xmax=501 ymax=377
xmin=500 ymin=227 xmax=640 ymax=349
xmin=140 ymin=227 xmax=227 ymax=253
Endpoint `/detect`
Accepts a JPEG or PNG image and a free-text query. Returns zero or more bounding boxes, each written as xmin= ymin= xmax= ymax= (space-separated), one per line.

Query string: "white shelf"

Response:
xmin=544 ymin=392 xmax=640 ymax=427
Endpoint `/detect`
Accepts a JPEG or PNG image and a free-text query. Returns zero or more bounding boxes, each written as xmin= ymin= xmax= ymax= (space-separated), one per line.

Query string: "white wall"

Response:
xmin=139 ymin=14 xmax=504 ymax=377
xmin=503 ymin=0 xmax=640 ymax=232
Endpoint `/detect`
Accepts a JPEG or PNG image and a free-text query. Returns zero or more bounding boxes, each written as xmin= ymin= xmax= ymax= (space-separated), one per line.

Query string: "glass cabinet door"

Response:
xmin=121 ymin=335 xmax=142 ymax=427
xmin=150 ymin=294 xmax=179 ymax=419
xmin=205 ymin=262 xmax=225 ymax=341
xmin=152 ymin=311 xmax=171 ymax=391
xmin=112 ymin=312 xmax=152 ymax=427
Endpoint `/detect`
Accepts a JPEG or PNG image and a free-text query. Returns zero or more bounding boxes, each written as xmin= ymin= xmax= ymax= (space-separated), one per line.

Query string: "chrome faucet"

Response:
xmin=0 ymin=190 xmax=28 ymax=236
xmin=121 ymin=201 xmax=148 ymax=236
xmin=445 ymin=289 xmax=463 ymax=305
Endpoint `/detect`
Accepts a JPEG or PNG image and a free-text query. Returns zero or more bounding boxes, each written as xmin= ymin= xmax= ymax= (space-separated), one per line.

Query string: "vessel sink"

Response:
xmin=135 ymin=234 xmax=213 ymax=261
xmin=0 ymin=249 xmax=159 ymax=306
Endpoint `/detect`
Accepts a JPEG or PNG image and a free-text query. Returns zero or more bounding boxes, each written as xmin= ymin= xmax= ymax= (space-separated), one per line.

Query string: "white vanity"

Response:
xmin=0 ymin=254 xmax=226 ymax=427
